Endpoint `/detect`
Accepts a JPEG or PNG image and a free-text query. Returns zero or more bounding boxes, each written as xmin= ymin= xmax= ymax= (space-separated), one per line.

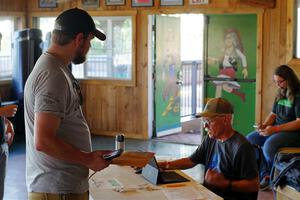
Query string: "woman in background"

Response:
xmin=247 ymin=65 xmax=300 ymax=190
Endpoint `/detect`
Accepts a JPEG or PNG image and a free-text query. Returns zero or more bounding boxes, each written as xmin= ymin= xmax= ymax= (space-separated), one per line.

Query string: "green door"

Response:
xmin=204 ymin=14 xmax=257 ymax=135
xmin=155 ymin=15 xmax=181 ymax=136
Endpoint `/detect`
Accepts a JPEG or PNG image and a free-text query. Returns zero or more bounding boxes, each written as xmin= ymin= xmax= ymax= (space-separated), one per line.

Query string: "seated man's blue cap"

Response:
xmin=196 ymin=98 xmax=234 ymax=118
xmin=54 ymin=8 xmax=106 ymax=41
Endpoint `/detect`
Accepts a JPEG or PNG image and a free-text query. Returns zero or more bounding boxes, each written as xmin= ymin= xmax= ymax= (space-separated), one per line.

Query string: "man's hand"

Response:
xmin=85 ymin=150 xmax=112 ymax=171
xmin=0 ymin=104 xmax=18 ymax=117
xmin=204 ymin=168 xmax=229 ymax=190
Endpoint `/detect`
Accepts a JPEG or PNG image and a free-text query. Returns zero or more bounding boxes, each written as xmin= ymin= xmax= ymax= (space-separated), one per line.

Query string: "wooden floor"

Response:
xmin=4 ymin=135 xmax=274 ymax=200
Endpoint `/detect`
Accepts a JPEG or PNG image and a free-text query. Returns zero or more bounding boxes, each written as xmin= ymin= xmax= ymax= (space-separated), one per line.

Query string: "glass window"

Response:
xmin=0 ymin=16 xmax=22 ymax=80
xmin=36 ymin=15 xmax=134 ymax=81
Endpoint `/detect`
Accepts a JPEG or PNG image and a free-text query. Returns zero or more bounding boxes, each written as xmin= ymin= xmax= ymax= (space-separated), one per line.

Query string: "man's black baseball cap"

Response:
xmin=54 ymin=8 xmax=106 ymax=41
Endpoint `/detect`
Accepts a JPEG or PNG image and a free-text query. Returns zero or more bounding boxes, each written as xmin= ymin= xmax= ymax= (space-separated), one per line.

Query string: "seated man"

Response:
xmin=158 ymin=98 xmax=259 ymax=200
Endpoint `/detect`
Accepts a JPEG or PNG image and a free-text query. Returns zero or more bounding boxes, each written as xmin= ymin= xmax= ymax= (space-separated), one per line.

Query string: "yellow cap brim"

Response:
xmin=195 ymin=112 xmax=219 ymax=118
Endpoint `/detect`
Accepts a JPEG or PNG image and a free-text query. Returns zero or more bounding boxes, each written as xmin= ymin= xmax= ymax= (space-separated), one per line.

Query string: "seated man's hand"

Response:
xmin=204 ymin=168 xmax=228 ymax=190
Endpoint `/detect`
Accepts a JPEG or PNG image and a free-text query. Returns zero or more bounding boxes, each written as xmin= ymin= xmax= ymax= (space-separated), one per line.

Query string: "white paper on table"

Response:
xmin=90 ymin=178 xmax=123 ymax=189
xmin=162 ymin=186 xmax=205 ymax=200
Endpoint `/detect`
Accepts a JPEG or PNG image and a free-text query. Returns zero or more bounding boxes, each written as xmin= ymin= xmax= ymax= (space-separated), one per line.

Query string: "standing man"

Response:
xmin=158 ymin=98 xmax=259 ymax=200
xmin=24 ymin=8 xmax=110 ymax=200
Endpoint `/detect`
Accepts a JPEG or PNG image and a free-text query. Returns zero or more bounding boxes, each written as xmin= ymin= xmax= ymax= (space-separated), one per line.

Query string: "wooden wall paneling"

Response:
xmin=262 ymin=9 xmax=277 ymax=119
xmin=140 ymin=11 xmax=150 ymax=139
xmin=279 ymin=0 xmax=288 ymax=64
xmin=11 ymin=0 xmax=290 ymax=139
xmin=26 ymin=0 xmax=78 ymax=12
xmin=136 ymin=11 xmax=149 ymax=139
xmin=0 ymin=0 xmax=26 ymax=12
xmin=101 ymin=86 xmax=117 ymax=131
xmin=25 ymin=0 xmax=256 ymax=13
xmin=239 ymin=0 xmax=275 ymax=8
xmin=255 ymin=12 xmax=264 ymax=124
xmin=84 ymin=84 xmax=117 ymax=135
xmin=260 ymin=0 xmax=282 ymax=120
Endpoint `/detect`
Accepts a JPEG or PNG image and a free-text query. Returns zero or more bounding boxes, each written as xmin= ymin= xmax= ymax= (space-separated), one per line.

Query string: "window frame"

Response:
xmin=287 ymin=0 xmax=300 ymax=66
xmin=29 ymin=10 xmax=137 ymax=87
xmin=0 ymin=12 xmax=25 ymax=83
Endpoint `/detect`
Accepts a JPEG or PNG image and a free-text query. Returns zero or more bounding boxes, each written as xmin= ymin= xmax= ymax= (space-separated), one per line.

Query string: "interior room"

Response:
xmin=1 ymin=0 xmax=300 ymax=200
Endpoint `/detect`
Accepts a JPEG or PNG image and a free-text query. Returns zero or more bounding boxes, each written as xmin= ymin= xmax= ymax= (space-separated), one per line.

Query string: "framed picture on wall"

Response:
xmin=160 ymin=0 xmax=183 ymax=6
xmin=39 ymin=0 xmax=57 ymax=8
xmin=106 ymin=0 xmax=126 ymax=5
xmin=189 ymin=0 xmax=209 ymax=5
xmin=132 ymin=0 xmax=153 ymax=7
xmin=82 ymin=0 xmax=99 ymax=7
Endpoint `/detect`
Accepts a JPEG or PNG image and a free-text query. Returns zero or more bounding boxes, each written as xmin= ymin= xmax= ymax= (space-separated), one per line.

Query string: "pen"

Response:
xmin=166 ymin=183 xmax=186 ymax=188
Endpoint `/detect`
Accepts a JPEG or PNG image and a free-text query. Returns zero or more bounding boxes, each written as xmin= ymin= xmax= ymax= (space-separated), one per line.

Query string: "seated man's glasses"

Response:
xmin=201 ymin=116 xmax=219 ymax=125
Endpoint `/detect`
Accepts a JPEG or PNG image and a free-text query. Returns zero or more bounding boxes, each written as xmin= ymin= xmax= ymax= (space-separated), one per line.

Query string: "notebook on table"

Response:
xmin=142 ymin=156 xmax=190 ymax=185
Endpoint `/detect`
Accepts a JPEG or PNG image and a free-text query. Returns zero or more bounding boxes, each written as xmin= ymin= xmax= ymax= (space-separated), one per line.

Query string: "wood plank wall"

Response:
xmin=0 ymin=0 xmax=25 ymax=12
xmin=0 ymin=0 xmax=295 ymax=139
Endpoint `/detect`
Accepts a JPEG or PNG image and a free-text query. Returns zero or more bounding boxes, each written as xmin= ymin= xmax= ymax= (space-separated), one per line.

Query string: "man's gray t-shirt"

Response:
xmin=24 ymin=53 xmax=91 ymax=194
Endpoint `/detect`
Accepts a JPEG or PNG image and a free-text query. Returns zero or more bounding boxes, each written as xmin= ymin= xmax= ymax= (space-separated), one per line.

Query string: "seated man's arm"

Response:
xmin=230 ymin=176 xmax=259 ymax=192
xmin=158 ymin=157 xmax=196 ymax=170
xmin=204 ymin=168 xmax=259 ymax=193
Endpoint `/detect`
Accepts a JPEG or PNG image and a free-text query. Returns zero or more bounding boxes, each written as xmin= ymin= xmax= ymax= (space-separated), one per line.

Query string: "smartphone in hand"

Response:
xmin=102 ymin=149 xmax=123 ymax=161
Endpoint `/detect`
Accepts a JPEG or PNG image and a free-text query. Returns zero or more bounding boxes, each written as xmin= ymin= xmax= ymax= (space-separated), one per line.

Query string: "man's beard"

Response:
xmin=72 ymin=44 xmax=86 ymax=64
xmin=72 ymin=51 xmax=86 ymax=64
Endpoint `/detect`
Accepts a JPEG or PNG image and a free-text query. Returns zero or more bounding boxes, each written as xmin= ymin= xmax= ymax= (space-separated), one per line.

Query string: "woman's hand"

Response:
xmin=259 ymin=125 xmax=278 ymax=136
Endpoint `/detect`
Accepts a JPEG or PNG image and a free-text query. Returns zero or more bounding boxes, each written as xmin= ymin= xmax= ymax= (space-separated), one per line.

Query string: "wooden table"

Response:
xmin=276 ymin=185 xmax=300 ymax=200
xmin=89 ymin=165 xmax=223 ymax=200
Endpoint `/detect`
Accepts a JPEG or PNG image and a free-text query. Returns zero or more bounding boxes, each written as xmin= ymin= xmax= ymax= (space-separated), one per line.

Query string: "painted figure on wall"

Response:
xmin=210 ymin=28 xmax=248 ymax=102
xmin=161 ymin=27 xmax=180 ymax=116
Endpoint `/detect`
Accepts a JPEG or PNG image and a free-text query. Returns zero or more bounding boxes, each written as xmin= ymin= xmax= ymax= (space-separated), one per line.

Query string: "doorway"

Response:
xmin=149 ymin=13 xmax=258 ymax=143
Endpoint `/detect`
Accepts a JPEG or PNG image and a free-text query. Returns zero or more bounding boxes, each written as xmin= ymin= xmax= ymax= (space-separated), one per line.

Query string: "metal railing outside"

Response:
xmin=180 ymin=60 xmax=203 ymax=117
xmin=0 ymin=55 xmax=12 ymax=79
xmin=72 ymin=54 xmax=131 ymax=80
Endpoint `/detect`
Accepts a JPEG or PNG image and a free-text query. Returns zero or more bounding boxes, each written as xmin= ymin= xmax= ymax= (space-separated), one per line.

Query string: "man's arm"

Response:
xmin=158 ymin=157 xmax=196 ymax=170
xmin=34 ymin=112 xmax=110 ymax=171
xmin=204 ymin=169 xmax=259 ymax=192
xmin=0 ymin=105 xmax=17 ymax=117
xmin=229 ymin=176 xmax=259 ymax=192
